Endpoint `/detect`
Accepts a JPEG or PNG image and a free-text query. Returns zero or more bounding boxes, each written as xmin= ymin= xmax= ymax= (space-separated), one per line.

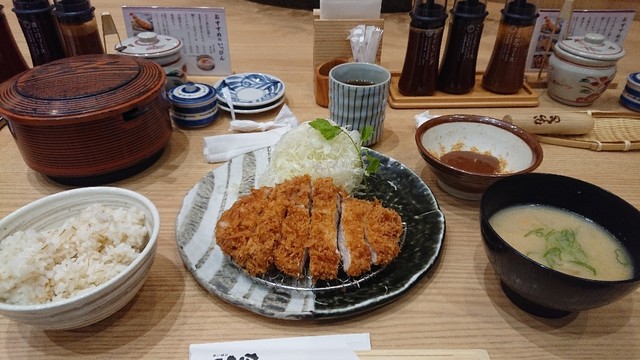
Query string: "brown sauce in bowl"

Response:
xmin=440 ymin=150 xmax=501 ymax=174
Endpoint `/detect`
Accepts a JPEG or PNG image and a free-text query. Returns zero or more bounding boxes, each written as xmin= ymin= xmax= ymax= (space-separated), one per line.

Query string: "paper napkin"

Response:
xmin=415 ymin=110 xmax=439 ymax=128
xmin=202 ymin=105 xmax=298 ymax=163
xmin=190 ymin=333 xmax=371 ymax=360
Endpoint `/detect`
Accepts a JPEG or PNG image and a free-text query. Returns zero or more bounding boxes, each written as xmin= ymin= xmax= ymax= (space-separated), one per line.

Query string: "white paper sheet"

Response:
xmin=202 ymin=105 xmax=298 ymax=163
xmin=190 ymin=333 xmax=371 ymax=360
xmin=319 ymin=0 xmax=381 ymax=19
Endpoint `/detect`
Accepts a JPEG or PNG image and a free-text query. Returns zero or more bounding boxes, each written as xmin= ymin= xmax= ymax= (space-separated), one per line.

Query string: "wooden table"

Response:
xmin=1 ymin=1 xmax=639 ymax=358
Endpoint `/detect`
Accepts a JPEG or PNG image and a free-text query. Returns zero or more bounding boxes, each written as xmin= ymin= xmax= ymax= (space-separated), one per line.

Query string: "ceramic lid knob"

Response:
xmin=183 ymin=83 xmax=199 ymax=93
xmin=137 ymin=32 xmax=159 ymax=44
xmin=583 ymin=33 xmax=605 ymax=46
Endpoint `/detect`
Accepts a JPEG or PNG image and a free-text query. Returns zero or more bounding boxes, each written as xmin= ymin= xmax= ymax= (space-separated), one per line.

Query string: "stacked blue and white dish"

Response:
xmin=167 ymin=82 xmax=218 ymax=128
xmin=620 ymin=72 xmax=640 ymax=112
xmin=215 ymin=72 xmax=286 ymax=114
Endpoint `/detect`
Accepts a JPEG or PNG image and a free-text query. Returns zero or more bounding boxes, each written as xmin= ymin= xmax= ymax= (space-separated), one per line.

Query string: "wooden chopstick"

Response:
xmin=587 ymin=111 xmax=640 ymax=119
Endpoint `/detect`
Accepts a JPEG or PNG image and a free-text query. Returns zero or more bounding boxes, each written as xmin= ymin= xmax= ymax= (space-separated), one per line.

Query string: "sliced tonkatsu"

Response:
xmin=215 ymin=186 xmax=271 ymax=269
xmin=241 ymin=182 xmax=289 ymax=276
xmin=338 ymin=198 xmax=373 ymax=277
xmin=365 ymin=199 xmax=403 ymax=266
xmin=274 ymin=174 xmax=312 ymax=278
xmin=308 ymin=177 xmax=345 ymax=280
xmin=214 ymin=175 xmax=404 ymax=281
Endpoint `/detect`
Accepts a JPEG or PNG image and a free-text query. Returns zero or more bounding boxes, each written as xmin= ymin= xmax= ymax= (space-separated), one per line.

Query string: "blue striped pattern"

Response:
xmin=329 ymin=78 xmax=390 ymax=146
xmin=624 ymin=85 xmax=640 ymax=98
xmin=620 ymin=91 xmax=640 ymax=112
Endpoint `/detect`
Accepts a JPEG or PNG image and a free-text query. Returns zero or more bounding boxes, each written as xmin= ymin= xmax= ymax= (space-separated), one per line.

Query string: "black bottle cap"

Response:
xmin=503 ymin=0 xmax=539 ymax=26
xmin=12 ymin=0 xmax=53 ymax=14
xmin=54 ymin=0 xmax=95 ymax=22
xmin=452 ymin=0 xmax=488 ymax=19
xmin=411 ymin=0 xmax=448 ymax=29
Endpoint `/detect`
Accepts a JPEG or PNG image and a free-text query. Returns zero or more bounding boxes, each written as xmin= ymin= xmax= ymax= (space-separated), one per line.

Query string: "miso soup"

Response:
xmin=489 ymin=204 xmax=633 ymax=281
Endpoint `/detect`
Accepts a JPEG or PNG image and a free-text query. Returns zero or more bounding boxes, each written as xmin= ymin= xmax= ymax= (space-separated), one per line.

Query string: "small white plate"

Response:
xmin=215 ymin=73 xmax=285 ymax=107
xmin=218 ymin=96 xmax=285 ymax=114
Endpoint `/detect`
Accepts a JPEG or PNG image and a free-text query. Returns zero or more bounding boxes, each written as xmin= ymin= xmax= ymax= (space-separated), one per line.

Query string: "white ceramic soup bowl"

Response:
xmin=0 ymin=187 xmax=159 ymax=329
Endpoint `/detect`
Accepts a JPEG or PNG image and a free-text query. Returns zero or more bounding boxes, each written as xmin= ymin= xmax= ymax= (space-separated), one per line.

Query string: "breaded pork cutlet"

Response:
xmin=338 ymin=198 xmax=373 ymax=277
xmin=274 ymin=175 xmax=312 ymax=278
xmin=238 ymin=184 xmax=289 ymax=276
xmin=308 ymin=178 xmax=345 ymax=280
xmin=364 ymin=199 xmax=403 ymax=266
xmin=215 ymin=175 xmax=404 ymax=280
xmin=215 ymin=187 xmax=271 ymax=268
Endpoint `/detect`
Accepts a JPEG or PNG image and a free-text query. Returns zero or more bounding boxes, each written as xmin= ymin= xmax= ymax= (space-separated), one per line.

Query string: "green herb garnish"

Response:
xmin=309 ymin=118 xmax=380 ymax=177
xmin=526 ymin=226 xmax=596 ymax=275
xmin=615 ymin=248 xmax=630 ymax=266
xmin=308 ymin=118 xmax=343 ymax=140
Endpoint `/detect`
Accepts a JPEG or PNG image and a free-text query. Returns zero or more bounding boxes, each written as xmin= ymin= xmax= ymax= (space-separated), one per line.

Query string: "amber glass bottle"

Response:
xmin=398 ymin=0 xmax=448 ymax=96
xmin=482 ymin=0 xmax=538 ymax=94
xmin=12 ymin=0 xmax=66 ymax=66
xmin=54 ymin=0 xmax=104 ymax=56
xmin=437 ymin=0 xmax=488 ymax=94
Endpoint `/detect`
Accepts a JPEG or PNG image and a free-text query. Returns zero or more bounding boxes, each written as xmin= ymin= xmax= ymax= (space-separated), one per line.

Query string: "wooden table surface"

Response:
xmin=1 ymin=1 xmax=639 ymax=359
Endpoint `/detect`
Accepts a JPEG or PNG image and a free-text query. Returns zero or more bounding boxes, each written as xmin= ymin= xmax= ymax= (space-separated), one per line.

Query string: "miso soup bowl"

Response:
xmin=415 ymin=114 xmax=543 ymax=200
xmin=480 ymin=173 xmax=640 ymax=318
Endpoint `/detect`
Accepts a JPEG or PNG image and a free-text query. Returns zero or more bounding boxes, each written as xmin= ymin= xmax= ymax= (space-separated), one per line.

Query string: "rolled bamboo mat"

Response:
xmin=536 ymin=112 xmax=640 ymax=151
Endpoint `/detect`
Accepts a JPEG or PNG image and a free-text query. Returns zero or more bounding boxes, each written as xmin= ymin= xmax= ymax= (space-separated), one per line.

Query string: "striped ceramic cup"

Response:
xmin=329 ymin=62 xmax=391 ymax=146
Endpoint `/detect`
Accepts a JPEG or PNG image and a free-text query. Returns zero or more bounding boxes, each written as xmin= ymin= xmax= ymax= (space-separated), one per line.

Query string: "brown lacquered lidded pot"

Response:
xmin=0 ymin=54 xmax=172 ymax=185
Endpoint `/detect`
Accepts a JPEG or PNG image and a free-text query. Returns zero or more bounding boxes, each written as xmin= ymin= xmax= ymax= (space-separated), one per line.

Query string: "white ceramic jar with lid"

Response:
xmin=547 ymin=33 xmax=625 ymax=106
xmin=117 ymin=31 xmax=186 ymax=90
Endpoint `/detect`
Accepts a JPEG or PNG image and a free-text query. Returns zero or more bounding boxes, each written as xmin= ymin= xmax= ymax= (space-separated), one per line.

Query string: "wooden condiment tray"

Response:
xmin=388 ymin=72 xmax=539 ymax=109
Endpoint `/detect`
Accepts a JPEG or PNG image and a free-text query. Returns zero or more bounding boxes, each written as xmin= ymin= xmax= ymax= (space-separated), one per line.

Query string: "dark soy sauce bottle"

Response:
xmin=437 ymin=0 xmax=488 ymax=94
xmin=482 ymin=0 xmax=539 ymax=94
xmin=12 ymin=0 xmax=66 ymax=66
xmin=398 ymin=0 xmax=448 ymax=96
xmin=0 ymin=5 xmax=29 ymax=82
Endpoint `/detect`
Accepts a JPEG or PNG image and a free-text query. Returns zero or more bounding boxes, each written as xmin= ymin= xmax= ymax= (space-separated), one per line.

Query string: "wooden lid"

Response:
xmin=0 ymin=54 xmax=166 ymax=124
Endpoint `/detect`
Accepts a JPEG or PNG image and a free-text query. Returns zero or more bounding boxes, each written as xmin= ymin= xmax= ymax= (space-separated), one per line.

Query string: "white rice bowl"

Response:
xmin=0 ymin=187 xmax=159 ymax=329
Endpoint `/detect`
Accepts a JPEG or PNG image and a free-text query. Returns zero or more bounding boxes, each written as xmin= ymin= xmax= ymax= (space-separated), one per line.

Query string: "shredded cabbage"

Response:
xmin=259 ymin=121 xmax=364 ymax=193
